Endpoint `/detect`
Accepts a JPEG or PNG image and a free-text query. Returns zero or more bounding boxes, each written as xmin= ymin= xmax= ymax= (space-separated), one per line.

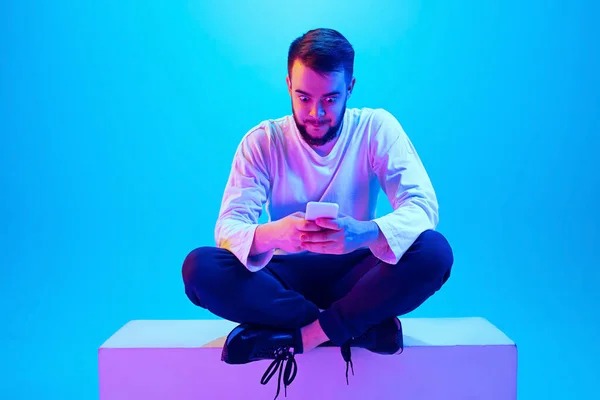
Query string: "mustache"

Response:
xmin=304 ymin=119 xmax=330 ymax=125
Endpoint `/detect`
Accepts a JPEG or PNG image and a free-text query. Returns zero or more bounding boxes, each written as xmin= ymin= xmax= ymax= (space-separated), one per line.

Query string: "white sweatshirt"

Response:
xmin=214 ymin=107 xmax=439 ymax=272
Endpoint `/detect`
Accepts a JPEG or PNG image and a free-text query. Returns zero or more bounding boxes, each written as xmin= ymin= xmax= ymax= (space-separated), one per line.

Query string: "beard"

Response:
xmin=292 ymin=98 xmax=347 ymax=147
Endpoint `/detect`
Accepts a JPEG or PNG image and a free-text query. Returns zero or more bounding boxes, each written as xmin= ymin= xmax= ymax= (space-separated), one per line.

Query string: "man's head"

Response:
xmin=286 ymin=28 xmax=356 ymax=147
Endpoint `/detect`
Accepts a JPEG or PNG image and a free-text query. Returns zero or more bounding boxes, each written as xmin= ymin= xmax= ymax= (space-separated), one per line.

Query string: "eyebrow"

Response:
xmin=295 ymin=89 xmax=341 ymax=97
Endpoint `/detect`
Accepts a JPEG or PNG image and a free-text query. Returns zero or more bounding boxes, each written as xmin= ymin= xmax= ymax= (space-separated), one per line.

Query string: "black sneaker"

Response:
xmin=221 ymin=323 xmax=304 ymax=399
xmin=340 ymin=317 xmax=404 ymax=384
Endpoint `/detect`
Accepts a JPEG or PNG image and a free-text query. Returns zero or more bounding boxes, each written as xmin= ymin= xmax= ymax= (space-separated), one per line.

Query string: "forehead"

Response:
xmin=290 ymin=60 xmax=346 ymax=94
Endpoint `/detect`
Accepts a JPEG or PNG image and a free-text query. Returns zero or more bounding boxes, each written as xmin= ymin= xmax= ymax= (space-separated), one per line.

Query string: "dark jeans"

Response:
xmin=181 ymin=229 xmax=453 ymax=346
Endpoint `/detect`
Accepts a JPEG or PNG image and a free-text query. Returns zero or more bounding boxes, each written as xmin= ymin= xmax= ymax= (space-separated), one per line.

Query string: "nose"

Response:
xmin=309 ymin=102 xmax=325 ymax=119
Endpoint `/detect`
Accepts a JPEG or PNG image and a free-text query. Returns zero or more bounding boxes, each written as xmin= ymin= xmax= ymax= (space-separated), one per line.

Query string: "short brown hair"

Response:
xmin=288 ymin=28 xmax=355 ymax=84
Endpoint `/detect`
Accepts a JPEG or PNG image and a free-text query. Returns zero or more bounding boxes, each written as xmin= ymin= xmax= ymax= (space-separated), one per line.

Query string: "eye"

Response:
xmin=299 ymin=96 xmax=309 ymax=102
xmin=325 ymin=97 xmax=337 ymax=103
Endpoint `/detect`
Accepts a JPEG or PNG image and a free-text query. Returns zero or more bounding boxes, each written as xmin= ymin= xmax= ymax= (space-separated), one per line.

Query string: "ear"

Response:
xmin=347 ymin=77 xmax=356 ymax=99
xmin=286 ymin=75 xmax=292 ymax=96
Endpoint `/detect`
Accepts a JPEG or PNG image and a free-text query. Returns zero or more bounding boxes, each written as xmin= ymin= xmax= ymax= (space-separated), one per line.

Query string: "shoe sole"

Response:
xmin=392 ymin=317 xmax=404 ymax=355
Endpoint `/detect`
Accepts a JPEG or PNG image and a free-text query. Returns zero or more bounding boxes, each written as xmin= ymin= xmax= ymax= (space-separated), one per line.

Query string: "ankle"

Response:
xmin=301 ymin=319 xmax=329 ymax=353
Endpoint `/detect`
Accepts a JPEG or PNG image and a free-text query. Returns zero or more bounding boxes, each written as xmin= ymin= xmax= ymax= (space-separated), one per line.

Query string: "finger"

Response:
xmin=297 ymin=221 xmax=325 ymax=232
xmin=315 ymin=218 xmax=341 ymax=230
xmin=301 ymin=241 xmax=336 ymax=253
xmin=300 ymin=232 xmax=329 ymax=243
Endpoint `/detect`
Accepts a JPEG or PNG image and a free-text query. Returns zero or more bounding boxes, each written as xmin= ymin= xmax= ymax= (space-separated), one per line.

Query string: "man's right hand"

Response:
xmin=250 ymin=211 xmax=327 ymax=256
xmin=271 ymin=211 xmax=325 ymax=253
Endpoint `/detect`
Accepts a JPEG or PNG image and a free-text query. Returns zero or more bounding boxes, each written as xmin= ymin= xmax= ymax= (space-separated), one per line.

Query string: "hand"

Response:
xmin=272 ymin=211 xmax=325 ymax=253
xmin=299 ymin=214 xmax=377 ymax=255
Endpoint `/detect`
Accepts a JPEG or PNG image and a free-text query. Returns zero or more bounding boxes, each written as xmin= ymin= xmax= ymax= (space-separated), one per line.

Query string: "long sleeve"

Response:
xmin=214 ymin=129 xmax=274 ymax=272
xmin=368 ymin=110 xmax=439 ymax=264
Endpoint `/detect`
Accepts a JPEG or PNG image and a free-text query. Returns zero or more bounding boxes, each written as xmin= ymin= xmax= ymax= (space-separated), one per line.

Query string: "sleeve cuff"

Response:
xmin=217 ymin=223 xmax=274 ymax=272
xmin=368 ymin=219 xmax=401 ymax=265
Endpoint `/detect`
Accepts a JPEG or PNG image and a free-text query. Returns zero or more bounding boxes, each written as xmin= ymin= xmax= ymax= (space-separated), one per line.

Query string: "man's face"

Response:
xmin=287 ymin=60 xmax=355 ymax=147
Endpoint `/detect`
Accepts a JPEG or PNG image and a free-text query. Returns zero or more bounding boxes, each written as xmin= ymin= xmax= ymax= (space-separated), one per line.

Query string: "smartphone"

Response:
xmin=305 ymin=201 xmax=339 ymax=221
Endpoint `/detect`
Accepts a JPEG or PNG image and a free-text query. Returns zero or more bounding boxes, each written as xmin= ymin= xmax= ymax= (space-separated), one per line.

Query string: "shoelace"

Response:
xmin=259 ymin=345 xmax=298 ymax=400
xmin=340 ymin=343 xmax=355 ymax=385
xmin=340 ymin=328 xmax=375 ymax=385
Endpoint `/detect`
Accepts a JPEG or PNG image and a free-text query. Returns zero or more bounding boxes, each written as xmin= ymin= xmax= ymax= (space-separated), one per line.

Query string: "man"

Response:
xmin=182 ymin=28 xmax=453 ymax=398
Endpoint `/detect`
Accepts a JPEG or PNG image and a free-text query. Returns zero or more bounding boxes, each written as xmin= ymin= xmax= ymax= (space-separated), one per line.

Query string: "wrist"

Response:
xmin=251 ymin=222 xmax=279 ymax=256
xmin=362 ymin=220 xmax=382 ymax=247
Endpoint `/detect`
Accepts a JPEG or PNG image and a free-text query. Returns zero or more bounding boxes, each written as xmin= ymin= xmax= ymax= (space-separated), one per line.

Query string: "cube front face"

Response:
xmin=99 ymin=345 xmax=517 ymax=400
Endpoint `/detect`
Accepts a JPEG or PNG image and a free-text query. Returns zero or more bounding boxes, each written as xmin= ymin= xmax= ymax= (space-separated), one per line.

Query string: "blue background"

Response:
xmin=1 ymin=0 xmax=598 ymax=398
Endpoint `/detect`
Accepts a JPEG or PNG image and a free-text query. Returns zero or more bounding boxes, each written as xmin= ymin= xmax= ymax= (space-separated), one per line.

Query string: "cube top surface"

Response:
xmin=100 ymin=317 xmax=514 ymax=349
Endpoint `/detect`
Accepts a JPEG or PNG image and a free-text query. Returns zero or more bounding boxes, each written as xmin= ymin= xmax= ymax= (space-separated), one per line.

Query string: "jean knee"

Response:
xmin=182 ymin=246 xmax=225 ymax=301
xmin=182 ymin=247 xmax=204 ymax=286
xmin=182 ymin=246 xmax=239 ymax=307
xmin=417 ymin=230 xmax=454 ymax=285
